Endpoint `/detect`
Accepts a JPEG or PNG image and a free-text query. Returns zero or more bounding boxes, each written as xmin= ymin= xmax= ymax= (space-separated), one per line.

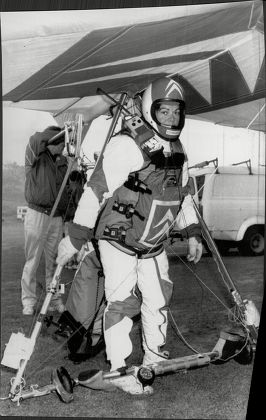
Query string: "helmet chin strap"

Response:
xmin=142 ymin=119 xmax=179 ymax=142
xmin=153 ymin=131 xmax=180 ymax=142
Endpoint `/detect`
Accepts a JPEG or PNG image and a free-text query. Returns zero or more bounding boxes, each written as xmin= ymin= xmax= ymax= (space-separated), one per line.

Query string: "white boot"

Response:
xmin=110 ymin=367 xmax=154 ymax=395
xmin=142 ymin=349 xmax=169 ymax=367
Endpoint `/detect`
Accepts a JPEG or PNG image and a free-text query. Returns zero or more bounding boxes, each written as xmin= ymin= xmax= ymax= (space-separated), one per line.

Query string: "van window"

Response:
xmin=195 ymin=175 xmax=205 ymax=200
xmin=212 ymin=174 xmax=265 ymax=198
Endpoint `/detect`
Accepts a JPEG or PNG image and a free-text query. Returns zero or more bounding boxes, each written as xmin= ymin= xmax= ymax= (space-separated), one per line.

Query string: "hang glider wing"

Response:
xmin=1 ymin=1 xmax=265 ymax=131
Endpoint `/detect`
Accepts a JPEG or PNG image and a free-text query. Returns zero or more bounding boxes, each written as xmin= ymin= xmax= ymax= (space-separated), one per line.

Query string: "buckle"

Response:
xmin=124 ymin=175 xmax=152 ymax=194
xmin=112 ymin=202 xmax=135 ymax=218
xmin=103 ymin=227 xmax=126 ymax=242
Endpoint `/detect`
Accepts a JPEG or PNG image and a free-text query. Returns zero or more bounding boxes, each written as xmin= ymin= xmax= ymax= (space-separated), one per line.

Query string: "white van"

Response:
xmin=188 ymin=159 xmax=265 ymax=256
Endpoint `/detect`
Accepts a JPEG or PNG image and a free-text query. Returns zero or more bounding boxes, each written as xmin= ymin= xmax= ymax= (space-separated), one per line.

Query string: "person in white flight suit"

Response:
xmin=56 ymin=77 xmax=203 ymax=394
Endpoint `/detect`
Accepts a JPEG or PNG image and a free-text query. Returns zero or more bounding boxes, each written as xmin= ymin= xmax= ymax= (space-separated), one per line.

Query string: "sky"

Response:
xmin=3 ymin=105 xmax=265 ymax=170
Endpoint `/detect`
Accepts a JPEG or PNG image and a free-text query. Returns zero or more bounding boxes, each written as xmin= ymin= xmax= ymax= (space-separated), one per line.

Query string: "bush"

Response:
xmin=2 ymin=162 xmax=26 ymax=217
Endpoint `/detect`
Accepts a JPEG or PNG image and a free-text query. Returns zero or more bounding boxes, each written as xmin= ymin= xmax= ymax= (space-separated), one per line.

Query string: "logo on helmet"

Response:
xmin=165 ymin=80 xmax=184 ymax=98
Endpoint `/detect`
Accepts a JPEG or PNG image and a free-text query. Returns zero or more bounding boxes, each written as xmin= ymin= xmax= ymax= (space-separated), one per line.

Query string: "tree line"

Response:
xmin=2 ymin=162 xmax=26 ymax=217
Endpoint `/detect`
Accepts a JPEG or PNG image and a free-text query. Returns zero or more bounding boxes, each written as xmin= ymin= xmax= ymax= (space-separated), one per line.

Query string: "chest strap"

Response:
xmin=112 ymin=201 xmax=145 ymax=221
xmin=124 ymin=174 xmax=152 ymax=194
xmin=103 ymin=226 xmax=126 ymax=242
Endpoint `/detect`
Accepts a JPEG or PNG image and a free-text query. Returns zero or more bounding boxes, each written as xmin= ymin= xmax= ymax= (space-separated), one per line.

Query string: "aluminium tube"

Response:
xmin=92 ymin=92 xmax=128 ymax=175
xmin=192 ymin=197 xmax=258 ymax=342
xmin=9 ymin=265 xmax=63 ymax=398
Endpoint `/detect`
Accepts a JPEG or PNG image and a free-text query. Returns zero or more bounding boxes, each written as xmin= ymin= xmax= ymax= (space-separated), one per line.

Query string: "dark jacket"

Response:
xmin=24 ymin=127 xmax=69 ymax=217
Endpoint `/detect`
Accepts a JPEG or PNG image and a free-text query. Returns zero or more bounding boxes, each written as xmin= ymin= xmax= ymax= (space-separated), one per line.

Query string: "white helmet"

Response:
xmin=141 ymin=77 xmax=185 ymax=141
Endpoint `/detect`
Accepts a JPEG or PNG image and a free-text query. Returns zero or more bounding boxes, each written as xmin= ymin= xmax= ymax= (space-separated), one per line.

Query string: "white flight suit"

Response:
xmin=72 ymin=133 xmax=199 ymax=370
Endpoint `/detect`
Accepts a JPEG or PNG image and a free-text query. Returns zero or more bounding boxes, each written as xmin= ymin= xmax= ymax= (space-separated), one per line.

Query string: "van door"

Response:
xmin=203 ymin=174 xmax=265 ymax=241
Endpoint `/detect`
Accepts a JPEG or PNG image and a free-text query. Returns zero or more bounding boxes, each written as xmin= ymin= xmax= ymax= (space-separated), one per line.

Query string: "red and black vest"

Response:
xmin=93 ymin=135 xmax=189 ymax=253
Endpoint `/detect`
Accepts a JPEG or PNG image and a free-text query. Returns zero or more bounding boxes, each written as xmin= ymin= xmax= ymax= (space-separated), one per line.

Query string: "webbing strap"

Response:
xmin=107 ymin=240 xmax=164 ymax=259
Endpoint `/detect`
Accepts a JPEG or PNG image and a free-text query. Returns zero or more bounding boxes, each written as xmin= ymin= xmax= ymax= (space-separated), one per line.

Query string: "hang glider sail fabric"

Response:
xmin=1 ymin=1 xmax=265 ymax=131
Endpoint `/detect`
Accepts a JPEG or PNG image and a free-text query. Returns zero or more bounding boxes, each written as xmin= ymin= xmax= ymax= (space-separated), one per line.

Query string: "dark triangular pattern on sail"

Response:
xmin=171 ymin=75 xmax=210 ymax=114
xmin=211 ymin=51 xmax=253 ymax=106
xmin=254 ymin=58 xmax=265 ymax=94
xmin=3 ymin=26 xmax=127 ymax=102
xmin=3 ymin=2 xmax=253 ymax=103
xmin=51 ymin=51 xmax=220 ymax=89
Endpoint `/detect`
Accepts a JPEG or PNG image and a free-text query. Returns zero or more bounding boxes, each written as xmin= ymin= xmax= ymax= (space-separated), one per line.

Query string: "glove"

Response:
xmin=76 ymin=241 xmax=94 ymax=262
xmin=56 ymin=235 xmax=79 ymax=266
xmin=187 ymin=237 xmax=203 ymax=264
xmin=76 ymin=244 xmax=86 ymax=263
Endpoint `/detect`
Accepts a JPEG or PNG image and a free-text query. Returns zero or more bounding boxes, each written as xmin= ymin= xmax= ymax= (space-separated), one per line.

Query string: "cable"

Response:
xmin=168 ymin=309 xmax=201 ymax=355
xmin=17 ymin=132 xmax=252 ymax=382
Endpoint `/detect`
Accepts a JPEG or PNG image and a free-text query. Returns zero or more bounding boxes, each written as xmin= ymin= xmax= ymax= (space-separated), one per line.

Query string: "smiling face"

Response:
xmin=141 ymin=77 xmax=186 ymax=141
xmin=155 ymin=101 xmax=181 ymax=127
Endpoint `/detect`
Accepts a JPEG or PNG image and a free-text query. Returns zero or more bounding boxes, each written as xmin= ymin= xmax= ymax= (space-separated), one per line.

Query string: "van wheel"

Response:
xmin=238 ymin=226 xmax=264 ymax=256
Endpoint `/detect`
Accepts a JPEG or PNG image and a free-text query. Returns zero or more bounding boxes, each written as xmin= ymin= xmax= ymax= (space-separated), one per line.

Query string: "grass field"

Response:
xmin=0 ymin=214 xmax=264 ymax=418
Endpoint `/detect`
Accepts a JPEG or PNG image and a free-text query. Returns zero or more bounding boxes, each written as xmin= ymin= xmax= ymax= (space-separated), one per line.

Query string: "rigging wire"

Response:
xmin=26 ymin=169 xmax=244 ymax=377
xmin=168 ymin=242 xmax=247 ymax=330
xmin=11 ymin=119 xmax=86 ymax=386
xmin=39 ymin=176 xmax=226 ymax=360
xmin=11 ymin=108 xmax=252 ymax=386
xmin=26 ymin=227 xmax=248 ymax=381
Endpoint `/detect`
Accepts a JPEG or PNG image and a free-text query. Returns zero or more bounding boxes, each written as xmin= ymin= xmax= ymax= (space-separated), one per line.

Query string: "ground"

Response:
xmin=0 ymin=215 xmax=264 ymax=418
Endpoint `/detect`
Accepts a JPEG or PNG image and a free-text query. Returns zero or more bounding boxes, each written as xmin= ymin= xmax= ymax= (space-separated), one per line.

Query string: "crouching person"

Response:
xmin=56 ymin=77 xmax=203 ymax=394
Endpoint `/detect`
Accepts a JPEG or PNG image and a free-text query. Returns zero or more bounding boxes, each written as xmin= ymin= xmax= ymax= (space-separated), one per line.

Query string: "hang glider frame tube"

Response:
xmin=192 ymin=197 xmax=258 ymax=345
xmin=3 ymin=96 xmax=127 ymax=401
xmin=5 ymin=115 xmax=85 ymax=399
xmin=8 ymin=265 xmax=64 ymax=399
xmin=8 ymin=326 xmax=253 ymax=403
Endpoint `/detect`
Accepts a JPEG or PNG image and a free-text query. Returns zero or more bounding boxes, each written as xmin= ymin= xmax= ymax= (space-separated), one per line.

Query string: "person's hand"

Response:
xmin=56 ymin=236 xmax=78 ymax=266
xmin=187 ymin=237 xmax=203 ymax=264
xmin=76 ymin=244 xmax=85 ymax=263
xmin=76 ymin=241 xmax=94 ymax=262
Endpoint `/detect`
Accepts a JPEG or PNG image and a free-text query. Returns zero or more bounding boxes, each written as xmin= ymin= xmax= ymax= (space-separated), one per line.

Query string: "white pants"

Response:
xmin=98 ymin=240 xmax=173 ymax=370
xmin=21 ymin=208 xmax=63 ymax=307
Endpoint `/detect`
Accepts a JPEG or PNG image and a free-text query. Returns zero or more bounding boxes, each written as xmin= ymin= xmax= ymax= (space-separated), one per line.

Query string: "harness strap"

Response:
xmin=124 ymin=174 xmax=152 ymax=194
xmin=107 ymin=240 xmax=164 ymax=259
xmin=112 ymin=201 xmax=145 ymax=221
xmin=103 ymin=226 xmax=126 ymax=242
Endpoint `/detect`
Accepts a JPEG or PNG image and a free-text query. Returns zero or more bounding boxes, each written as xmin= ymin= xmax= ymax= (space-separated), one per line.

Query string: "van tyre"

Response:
xmin=238 ymin=226 xmax=264 ymax=256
